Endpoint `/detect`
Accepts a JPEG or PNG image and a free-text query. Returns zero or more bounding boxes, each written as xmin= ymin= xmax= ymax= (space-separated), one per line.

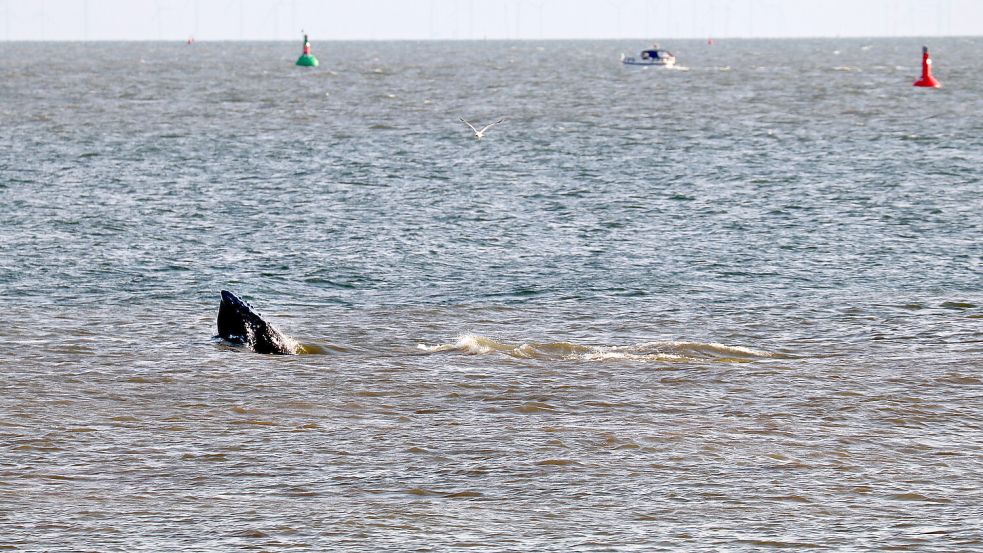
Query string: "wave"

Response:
xmin=211 ymin=333 xmax=327 ymax=355
xmin=417 ymin=333 xmax=777 ymax=363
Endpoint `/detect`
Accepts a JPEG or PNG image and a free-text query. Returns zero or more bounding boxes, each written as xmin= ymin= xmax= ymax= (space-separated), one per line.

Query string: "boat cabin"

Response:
xmin=641 ymin=49 xmax=672 ymax=61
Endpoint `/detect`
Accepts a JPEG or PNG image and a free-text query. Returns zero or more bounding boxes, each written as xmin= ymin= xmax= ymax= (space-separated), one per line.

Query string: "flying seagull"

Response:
xmin=460 ymin=117 xmax=506 ymax=139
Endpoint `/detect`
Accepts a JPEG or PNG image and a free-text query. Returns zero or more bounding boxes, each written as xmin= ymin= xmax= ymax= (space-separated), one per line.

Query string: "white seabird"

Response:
xmin=460 ymin=117 xmax=505 ymax=140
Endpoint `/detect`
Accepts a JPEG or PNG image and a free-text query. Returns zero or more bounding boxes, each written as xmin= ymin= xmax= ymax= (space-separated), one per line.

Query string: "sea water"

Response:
xmin=1 ymin=38 xmax=981 ymax=551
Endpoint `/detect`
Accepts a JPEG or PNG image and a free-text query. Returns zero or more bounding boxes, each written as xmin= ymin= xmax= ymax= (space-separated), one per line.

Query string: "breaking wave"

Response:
xmin=417 ymin=333 xmax=777 ymax=363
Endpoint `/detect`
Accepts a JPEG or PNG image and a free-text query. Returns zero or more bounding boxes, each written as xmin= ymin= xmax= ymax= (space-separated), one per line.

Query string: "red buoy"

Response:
xmin=913 ymin=46 xmax=941 ymax=88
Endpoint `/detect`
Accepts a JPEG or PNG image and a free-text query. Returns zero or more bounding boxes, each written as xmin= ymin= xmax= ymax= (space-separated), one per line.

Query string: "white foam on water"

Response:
xmin=418 ymin=335 xmax=773 ymax=363
xmin=417 ymin=333 xmax=510 ymax=355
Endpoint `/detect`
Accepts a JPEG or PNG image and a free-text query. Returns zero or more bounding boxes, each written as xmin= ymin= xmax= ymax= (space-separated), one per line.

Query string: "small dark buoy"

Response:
xmin=913 ymin=46 xmax=941 ymax=88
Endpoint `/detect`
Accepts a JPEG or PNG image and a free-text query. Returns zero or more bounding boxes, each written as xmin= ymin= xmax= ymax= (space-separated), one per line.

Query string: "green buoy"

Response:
xmin=296 ymin=33 xmax=319 ymax=67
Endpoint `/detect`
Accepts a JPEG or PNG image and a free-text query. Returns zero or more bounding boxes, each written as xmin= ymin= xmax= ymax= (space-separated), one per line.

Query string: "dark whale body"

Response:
xmin=217 ymin=290 xmax=296 ymax=354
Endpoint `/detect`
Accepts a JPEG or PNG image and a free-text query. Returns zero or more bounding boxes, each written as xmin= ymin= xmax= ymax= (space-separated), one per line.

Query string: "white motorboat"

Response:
xmin=621 ymin=44 xmax=676 ymax=68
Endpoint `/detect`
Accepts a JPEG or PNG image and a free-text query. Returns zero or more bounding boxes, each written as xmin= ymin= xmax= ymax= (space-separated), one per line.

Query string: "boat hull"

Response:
xmin=621 ymin=59 xmax=675 ymax=68
xmin=621 ymin=46 xmax=676 ymax=69
xmin=620 ymin=53 xmax=675 ymax=68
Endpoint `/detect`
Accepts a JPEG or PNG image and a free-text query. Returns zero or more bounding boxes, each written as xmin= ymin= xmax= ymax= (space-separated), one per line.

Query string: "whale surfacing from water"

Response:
xmin=217 ymin=290 xmax=298 ymax=354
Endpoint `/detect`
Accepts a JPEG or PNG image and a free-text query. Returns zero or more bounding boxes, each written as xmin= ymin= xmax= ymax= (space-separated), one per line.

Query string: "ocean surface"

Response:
xmin=1 ymin=37 xmax=981 ymax=551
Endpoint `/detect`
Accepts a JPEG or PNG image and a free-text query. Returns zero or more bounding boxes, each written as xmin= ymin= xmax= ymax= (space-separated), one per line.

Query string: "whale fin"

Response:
xmin=217 ymin=290 xmax=297 ymax=354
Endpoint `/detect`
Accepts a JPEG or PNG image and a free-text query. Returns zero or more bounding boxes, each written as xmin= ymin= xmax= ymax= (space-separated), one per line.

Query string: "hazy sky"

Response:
xmin=2 ymin=0 xmax=981 ymax=41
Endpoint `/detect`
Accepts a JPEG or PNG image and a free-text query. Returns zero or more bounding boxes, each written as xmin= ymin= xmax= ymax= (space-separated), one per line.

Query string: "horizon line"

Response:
xmin=2 ymin=34 xmax=980 ymax=43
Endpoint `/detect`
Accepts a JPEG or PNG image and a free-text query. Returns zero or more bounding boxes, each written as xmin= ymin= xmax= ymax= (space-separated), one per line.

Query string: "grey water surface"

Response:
xmin=1 ymin=38 xmax=982 ymax=551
